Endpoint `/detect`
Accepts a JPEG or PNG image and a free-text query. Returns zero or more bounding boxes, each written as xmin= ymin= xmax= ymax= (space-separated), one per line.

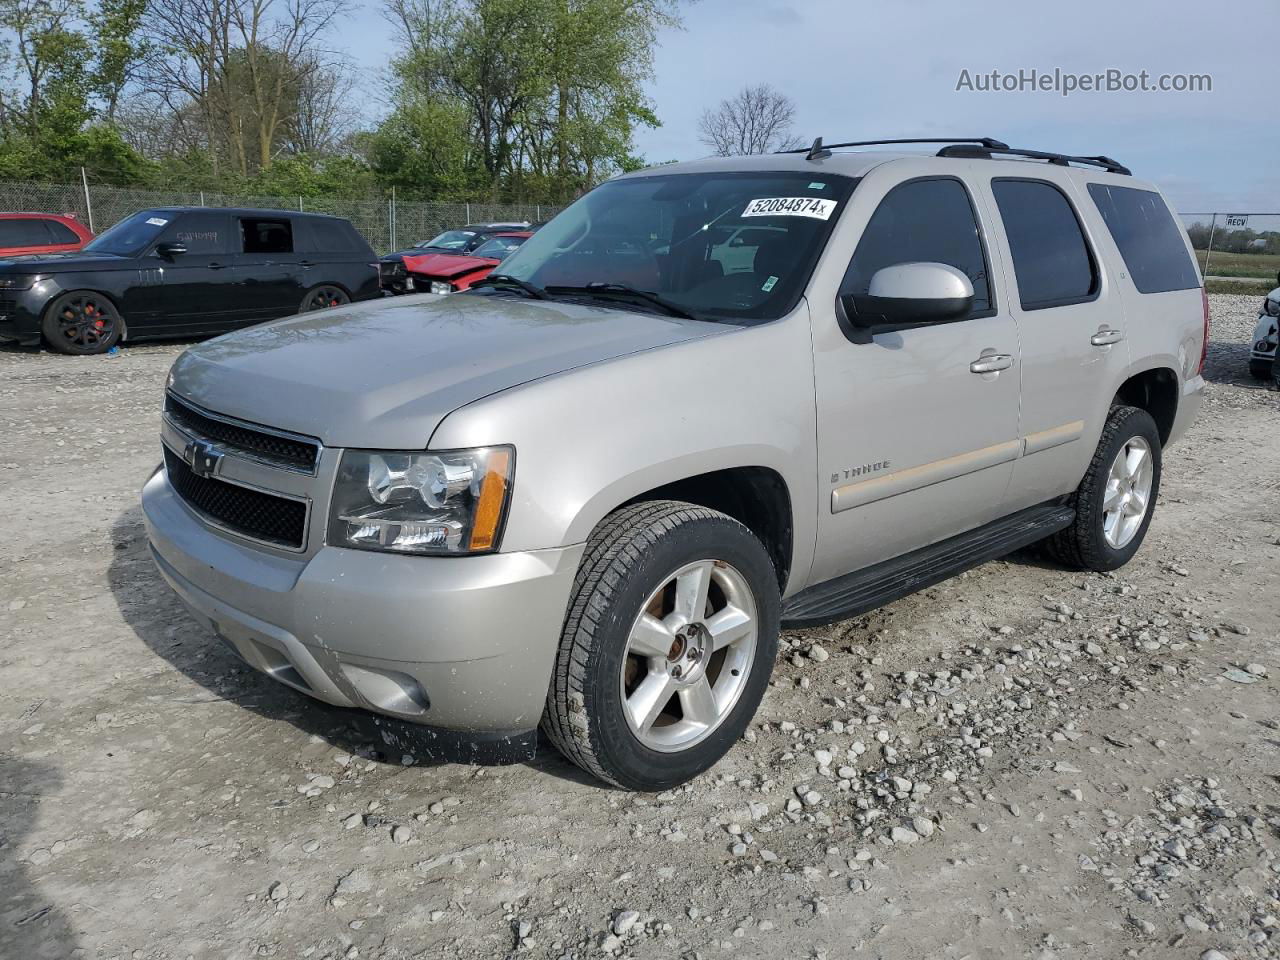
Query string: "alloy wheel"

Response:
xmin=303 ymin=286 xmax=348 ymax=311
xmin=619 ymin=559 xmax=758 ymax=752
xmin=1102 ymin=435 xmax=1153 ymax=549
xmin=56 ymin=294 xmax=117 ymax=350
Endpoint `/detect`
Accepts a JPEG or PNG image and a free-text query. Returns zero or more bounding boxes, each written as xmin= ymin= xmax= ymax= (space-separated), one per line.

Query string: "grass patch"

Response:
xmin=1193 ymin=249 xmax=1280 ymax=280
xmin=1204 ymin=278 xmax=1273 ymax=296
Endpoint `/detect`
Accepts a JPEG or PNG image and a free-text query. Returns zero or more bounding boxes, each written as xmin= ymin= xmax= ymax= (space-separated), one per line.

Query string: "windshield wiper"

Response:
xmin=469 ymin=274 xmax=550 ymax=300
xmin=546 ymin=282 xmax=703 ymax=322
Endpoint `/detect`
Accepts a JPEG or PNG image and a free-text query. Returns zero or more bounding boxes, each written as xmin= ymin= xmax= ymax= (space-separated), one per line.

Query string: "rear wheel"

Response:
xmin=1048 ymin=405 xmax=1162 ymax=571
xmin=299 ymin=285 xmax=349 ymax=312
xmin=542 ymin=501 xmax=780 ymax=790
xmin=41 ymin=290 xmax=123 ymax=355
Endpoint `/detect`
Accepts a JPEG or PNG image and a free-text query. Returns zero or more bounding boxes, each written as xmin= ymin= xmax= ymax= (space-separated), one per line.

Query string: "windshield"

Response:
xmin=471 ymin=236 xmax=526 ymax=260
xmin=490 ymin=171 xmax=855 ymax=323
xmin=83 ymin=210 xmax=173 ymax=256
xmin=418 ymin=230 xmax=476 ymax=251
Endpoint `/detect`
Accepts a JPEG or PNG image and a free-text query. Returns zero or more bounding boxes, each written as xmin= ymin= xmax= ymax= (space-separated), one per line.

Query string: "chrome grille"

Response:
xmin=165 ymin=394 xmax=319 ymax=473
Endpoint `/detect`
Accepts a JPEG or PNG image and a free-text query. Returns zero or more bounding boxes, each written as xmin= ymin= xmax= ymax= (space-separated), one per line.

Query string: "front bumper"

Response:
xmin=0 ymin=286 xmax=50 ymax=345
xmin=142 ymin=465 xmax=584 ymax=736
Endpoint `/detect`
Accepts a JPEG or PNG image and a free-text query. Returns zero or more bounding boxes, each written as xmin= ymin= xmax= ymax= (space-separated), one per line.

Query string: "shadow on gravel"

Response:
xmin=105 ymin=507 xmax=599 ymax=788
xmin=0 ymin=758 xmax=80 ymax=959
xmin=1204 ymin=338 xmax=1273 ymax=389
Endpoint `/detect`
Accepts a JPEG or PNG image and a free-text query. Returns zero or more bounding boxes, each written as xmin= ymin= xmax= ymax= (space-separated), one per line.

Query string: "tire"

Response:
xmin=299 ymin=284 xmax=350 ymax=313
xmin=541 ymin=500 xmax=781 ymax=790
xmin=1248 ymin=358 xmax=1274 ymax=381
xmin=1047 ymin=405 xmax=1162 ymax=572
xmin=41 ymin=290 xmax=123 ymax=355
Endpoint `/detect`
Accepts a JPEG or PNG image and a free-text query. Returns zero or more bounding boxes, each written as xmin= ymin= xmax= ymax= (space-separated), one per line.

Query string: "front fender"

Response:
xmin=428 ymin=308 xmax=819 ymax=590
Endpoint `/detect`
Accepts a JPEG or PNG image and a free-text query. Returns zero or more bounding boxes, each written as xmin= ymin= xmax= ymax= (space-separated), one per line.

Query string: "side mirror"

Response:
xmin=156 ymin=241 xmax=187 ymax=258
xmin=840 ymin=262 xmax=975 ymax=342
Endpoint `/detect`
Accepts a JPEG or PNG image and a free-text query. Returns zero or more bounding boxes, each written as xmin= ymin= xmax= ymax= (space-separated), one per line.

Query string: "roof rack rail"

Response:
xmin=782 ymin=136 xmax=1010 ymax=161
xmin=935 ymin=143 xmax=1131 ymax=176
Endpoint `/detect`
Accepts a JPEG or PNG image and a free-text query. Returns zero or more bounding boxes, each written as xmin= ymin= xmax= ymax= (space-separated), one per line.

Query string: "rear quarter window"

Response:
xmin=1086 ymin=183 xmax=1200 ymax=294
xmin=302 ymin=218 xmax=371 ymax=255
xmin=45 ymin=220 xmax=81 ymax=243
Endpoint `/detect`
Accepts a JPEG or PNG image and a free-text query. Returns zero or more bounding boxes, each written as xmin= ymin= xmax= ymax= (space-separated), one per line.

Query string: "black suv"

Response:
xmin=0 ymin=207 xmax=380 ymax=354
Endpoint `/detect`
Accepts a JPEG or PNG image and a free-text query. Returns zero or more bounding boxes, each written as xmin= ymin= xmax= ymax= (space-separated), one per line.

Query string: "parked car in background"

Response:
xmin=0 ymin=207 xmax=380 ymax=354
xmin=0 ymin=212 xmax=93 ymax=258
xmin=379 ymin=222 xmax=530 ymax=294
xmin=398 ymin=231 xmax=532 ymax=294
xmin=143 ymin=138 xmax=1205 ymax=790
xmin=1247 ymin=271 xmax=1279 ymax=380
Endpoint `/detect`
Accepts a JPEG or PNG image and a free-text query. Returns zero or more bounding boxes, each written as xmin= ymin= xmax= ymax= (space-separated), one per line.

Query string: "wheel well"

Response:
xmin=1113 ymin=368 xmax=1178 ymax=445
xmin=622 ymin=467 xmax=793 ymax=593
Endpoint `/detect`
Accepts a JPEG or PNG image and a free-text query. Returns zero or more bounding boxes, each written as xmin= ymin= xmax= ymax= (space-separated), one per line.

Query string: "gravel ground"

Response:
xmin=2 ymin=294 xmax=1278 ymax=960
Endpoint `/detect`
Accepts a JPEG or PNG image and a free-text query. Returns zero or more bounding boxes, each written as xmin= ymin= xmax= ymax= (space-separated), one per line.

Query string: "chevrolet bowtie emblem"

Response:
xmin=184 ymin=438 xmax=223 ymax=479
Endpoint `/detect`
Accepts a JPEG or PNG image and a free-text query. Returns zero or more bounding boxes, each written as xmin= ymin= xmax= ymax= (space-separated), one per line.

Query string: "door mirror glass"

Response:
xmin=156 ymin=241 xmax=187 ymax=258
xmin=846 ymin=262 xmax=975 ymax=327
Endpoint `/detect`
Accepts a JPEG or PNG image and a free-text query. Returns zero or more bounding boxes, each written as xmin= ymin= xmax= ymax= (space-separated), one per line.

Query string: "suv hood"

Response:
xmin=0 ymin=251 xmax=128 ymax=271
xmin=168 ymin=293 xmax=727 ymax=449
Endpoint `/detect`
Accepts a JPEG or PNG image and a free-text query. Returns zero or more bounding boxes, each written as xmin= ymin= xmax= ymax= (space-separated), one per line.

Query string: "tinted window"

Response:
xmin=470 ymin=235 xmax=525 ymax=260
xmin=164 ymin=213 xmax=229 ymax=255
xmin=45 ymin=220 xmax=80 ymax=244
xmin=420 ymin=230 xmax=476 ymax=251
xmin=240 ymin=218 xmax=293 ymax=254
xmin=992 ymin=179 xmax=1097 ymax=309
xmin=0 ymin=219 xmax=53 ymax=246
xmin=841 ymin=178 xmax=992 ymax=314
xmin=305 ymin=218 xmax=366 ymax=254
xmin=1087 ymin=183 xmax=1199 ymax=293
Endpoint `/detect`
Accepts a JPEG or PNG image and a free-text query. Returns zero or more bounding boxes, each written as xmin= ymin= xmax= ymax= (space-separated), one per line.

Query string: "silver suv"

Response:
xmin=142 ymin=137 xmax=1207 ymax=790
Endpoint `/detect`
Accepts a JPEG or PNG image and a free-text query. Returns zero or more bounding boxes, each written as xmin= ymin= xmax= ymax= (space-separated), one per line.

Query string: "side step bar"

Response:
xmin=781 ymin=502 xmax=1075 ymax=628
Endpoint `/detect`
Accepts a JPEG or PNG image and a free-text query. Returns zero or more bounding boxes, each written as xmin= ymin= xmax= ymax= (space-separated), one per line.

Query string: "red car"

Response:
xmin=400 ymin=232 xmax=532 ymax=294
xmin=0 ymin=213 xmax=93 ymax=258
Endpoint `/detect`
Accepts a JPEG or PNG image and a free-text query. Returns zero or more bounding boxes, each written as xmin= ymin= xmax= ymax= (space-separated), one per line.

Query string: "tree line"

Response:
xmin=0 ymin=0 xmax=680 ymax=203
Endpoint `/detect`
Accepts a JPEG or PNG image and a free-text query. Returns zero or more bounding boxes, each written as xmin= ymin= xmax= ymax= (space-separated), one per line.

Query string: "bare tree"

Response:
xmin=282 ymin=54 xmax=357 ymax=154
xmin=141 ymin=0 xmax=345 ymax=174
xmin=697 ymin=83 xmax=804 ymax=157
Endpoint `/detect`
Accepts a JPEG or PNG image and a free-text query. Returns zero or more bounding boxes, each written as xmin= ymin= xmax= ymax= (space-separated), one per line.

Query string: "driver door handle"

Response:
xmin=970 ymin=353 xmax=1014 ymax=374
xmin=208 ymin=261 xmax=226 ymax=270
xmin=1091 ymin=329 xmax=1125 ymax=346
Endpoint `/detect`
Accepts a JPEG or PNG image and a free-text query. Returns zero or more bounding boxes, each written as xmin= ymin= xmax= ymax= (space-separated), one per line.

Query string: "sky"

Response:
xmin=342 ymin=0 xmax=1278 ymax=215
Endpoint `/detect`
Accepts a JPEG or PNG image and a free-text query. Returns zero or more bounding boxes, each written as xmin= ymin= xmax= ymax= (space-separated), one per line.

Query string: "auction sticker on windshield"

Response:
xmin=742 ymin=197 xmax=837 ymax=219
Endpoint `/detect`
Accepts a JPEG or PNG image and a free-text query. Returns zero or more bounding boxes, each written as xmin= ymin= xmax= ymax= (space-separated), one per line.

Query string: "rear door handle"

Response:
xmin=299 ymin=260 xmax=316 ymax=267
xmin=970 ymin=353 xmax=1014 ymax=374
xmin=1091 ymin=329 xmax=1125 ymax=346
xmin=208 ymin=261 xmax=226 ymax=270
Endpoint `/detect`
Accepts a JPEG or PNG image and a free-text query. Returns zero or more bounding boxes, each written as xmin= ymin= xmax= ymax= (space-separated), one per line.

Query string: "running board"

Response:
xmin=781 ymin=502 xmax=1075 ymax=627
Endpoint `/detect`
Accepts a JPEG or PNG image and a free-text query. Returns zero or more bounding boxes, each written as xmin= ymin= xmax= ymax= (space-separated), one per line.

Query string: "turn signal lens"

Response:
xmin=468 ymin=448 xmax=511 ymax=551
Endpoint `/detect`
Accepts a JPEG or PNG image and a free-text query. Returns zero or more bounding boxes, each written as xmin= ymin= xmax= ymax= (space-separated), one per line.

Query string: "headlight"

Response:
xmin=328 ymin=446 xmax=513 ymax=555
xmin=0 ymin=274 xmax=42 ymax=290
xmin=430 ymin=281 xmax=454 ymax=295
xmin=1264 ymin=298 xmax=1280 ymax=318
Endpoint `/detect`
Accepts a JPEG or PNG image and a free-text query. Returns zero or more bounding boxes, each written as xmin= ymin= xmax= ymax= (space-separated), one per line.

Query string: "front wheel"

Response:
xmin=41 ymin=290 xmax=123 ymax=355
xmin=542 ymin=501 xmax=780 ymax=790
xmin=299 ymin=285 xmax=350 ymax=313
xmin=1048 ymin=405 xmax=1162 ymax=571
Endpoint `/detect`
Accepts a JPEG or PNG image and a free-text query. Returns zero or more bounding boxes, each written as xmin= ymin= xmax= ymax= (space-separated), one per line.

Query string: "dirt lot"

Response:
xmin=2 ymin=294 xmax=1278 ymax=960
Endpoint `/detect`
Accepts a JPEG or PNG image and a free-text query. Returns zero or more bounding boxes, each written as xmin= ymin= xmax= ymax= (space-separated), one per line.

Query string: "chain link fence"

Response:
xmin=0 ymin=178 xmax=562 ymax=254
xmin=1178 ymin=212 xmax=1280 ymax=284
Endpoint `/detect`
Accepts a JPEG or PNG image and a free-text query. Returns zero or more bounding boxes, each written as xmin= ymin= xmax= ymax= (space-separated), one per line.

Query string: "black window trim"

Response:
xmin=990 ymin=176 xmax=1102 ymax=312
xmin=836 ymin=174 xmax=999 ymax=343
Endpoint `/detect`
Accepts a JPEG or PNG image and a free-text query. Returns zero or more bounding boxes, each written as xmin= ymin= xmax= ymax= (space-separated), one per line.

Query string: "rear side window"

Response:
xmin=303 ymin=217 xmax=370 ymax=255
xmin=992 ymin=179 xmax=1098 ymax=310
xmin=1087 ymin=183 xmax=1200 ymax=293
xmin=0 ymin=219 xmax=53 ymax=246
xmin=841 ymin=177 xmax=993 ymax=314
xmin=45 ymin=219 xmax=80 ymax=243
xmin=240 ymin=218 xmax=293 ymax=254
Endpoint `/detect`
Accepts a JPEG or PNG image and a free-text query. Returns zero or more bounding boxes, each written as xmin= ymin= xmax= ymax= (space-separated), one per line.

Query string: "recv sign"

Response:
xmin=1225 ymin=214 xmax=1249 ymax=228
